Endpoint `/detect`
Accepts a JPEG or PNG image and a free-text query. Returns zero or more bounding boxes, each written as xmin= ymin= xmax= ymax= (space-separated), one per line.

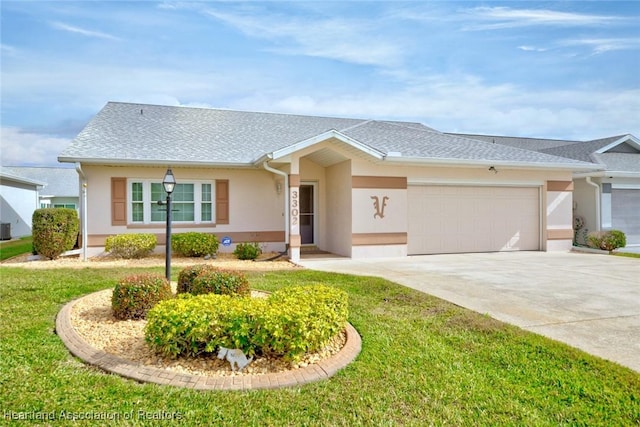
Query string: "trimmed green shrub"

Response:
xmin=233 ymin=242 xmax=262 ymax=260
xmin=32 ymin=208 xmax=79 ymax=260
xmin=587 ymin=230 xmax=627 ymax=252
xmin=145 ymin=284 xmax=348 ymax=362
xmin=172 ymin=232 xmax=219 ymax=257
xmin=190 ymin=268 xmax=250 ymax=297
xmin=176 ymin=264 xmax=217 ymax=294
xmin=112 ymin=274 xmax=172 ymax=320
xmin=145 ymin=294 xmax=266 ymax=358
xmin=105 ymin=233 xmax=157 ymax=259
xmin=258 ymin=285 xmax=349 ymax=358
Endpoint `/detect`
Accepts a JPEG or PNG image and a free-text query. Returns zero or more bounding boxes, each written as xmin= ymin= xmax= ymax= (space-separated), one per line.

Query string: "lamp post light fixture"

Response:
xmin=162 ymin=168 xmax=176 ymax=281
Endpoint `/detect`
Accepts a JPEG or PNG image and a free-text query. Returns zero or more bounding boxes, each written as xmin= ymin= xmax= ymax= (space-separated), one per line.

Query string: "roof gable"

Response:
xmin=593 ymin=135 xmax=640 ymax=154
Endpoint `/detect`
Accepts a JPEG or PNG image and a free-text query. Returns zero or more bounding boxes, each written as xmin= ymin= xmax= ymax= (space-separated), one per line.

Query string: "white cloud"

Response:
xmin=560 ymin=37 xmax=640 ymax=54
xmin=50 ymin=21 xmax=121 ymax=41
xmin=518 ymin=45 xmax=547 ymax=52
xmin=202 ymin=7 xmax=404 ymax=67
xmin=0 ymin=127 xmax=72 ymax=166
xmin=464 ymin=6 xmax=622 ymax=30
xmin=1 ymin=43 xmax=19 ymax=55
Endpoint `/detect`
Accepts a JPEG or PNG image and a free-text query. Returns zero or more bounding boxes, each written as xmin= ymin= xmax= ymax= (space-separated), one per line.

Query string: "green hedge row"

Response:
xmin=145 ymin=284 xmax=348 ymax=362
xmin=172 ymin=232 xmax=219 ymax=257
xmin=105 ymin=233 xmax=157 ymax=259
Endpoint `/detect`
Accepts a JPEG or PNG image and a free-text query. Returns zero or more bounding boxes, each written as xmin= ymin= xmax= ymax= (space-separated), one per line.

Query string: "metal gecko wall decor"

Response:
xmin=370 ymin=195 xmax=389 ymax=219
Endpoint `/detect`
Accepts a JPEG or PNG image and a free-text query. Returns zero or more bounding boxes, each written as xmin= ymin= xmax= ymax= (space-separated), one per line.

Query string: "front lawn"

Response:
xmin=0 ymin=236 xmax=33 ymax=261
xmin=1 ymin=266 xmax=638 ymax=426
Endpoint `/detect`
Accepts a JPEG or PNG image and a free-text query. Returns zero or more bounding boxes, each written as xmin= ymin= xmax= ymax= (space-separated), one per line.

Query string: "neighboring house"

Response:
xmin=2 ymin=166 xmax=80 ymax=210
xmin=58 ymin=102 xmax=599 ymax=261
xmin=0 ymin=170 xmax=45 ymax=238
xmin=451 ymin=134 xmax=640 ymax=247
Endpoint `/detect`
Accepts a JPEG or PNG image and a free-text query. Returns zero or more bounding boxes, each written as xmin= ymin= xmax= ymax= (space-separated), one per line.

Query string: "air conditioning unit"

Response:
xmin=0 ymin=223 xmax=11 ymax=240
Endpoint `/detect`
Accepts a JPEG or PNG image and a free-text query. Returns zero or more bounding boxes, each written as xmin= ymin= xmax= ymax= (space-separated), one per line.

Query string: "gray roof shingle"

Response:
xmin=449 ymin=132 xmax=639 ymax=173
xmin=2 ymin=166 xmax=78 ymax=196
xmin=446 ymin=133 xmax=577 ymax=151
xmin=59 ymin=102 xmax=595 ymax=169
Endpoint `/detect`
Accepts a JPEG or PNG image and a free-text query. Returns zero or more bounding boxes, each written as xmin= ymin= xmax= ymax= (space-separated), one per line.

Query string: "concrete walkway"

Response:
xmin=298 ymin=251 xmax=640 ymax=372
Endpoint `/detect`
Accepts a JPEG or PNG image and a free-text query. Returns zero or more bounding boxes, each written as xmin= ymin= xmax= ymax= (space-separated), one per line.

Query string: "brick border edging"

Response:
xmin=55 ymin=293 xmax=362 ymax=390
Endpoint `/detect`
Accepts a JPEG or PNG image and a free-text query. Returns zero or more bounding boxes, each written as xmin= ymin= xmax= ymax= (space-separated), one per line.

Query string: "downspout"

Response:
xmin=75 ymin=162 xmax=88 ymax=261
xmin=585 ymin=176 xmax=601 ymax=232
xmin=262 ymin=160 xmax=289 ymax=248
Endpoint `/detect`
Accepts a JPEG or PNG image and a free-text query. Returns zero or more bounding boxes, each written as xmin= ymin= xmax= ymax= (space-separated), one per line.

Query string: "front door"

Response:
xmin=300 ymin=184 xmax=315 ymax=245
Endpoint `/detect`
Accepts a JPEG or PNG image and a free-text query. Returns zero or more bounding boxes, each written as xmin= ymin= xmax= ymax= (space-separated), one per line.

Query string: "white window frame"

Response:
xmin=127 ymin=179 xmax=215 ymax=225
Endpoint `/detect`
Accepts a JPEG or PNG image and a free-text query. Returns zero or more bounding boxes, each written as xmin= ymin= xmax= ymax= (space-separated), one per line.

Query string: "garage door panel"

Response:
xmin=612 ymin=189 xmax=640 ymax=245
xmin=408 ymin=185 xmax=540 ymax=255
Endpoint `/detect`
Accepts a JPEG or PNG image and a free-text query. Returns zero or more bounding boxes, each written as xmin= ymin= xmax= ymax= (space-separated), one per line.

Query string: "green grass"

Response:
xmin=0 ymin=236 xmax=33 ymax=261
xmin=1 ymin=266 xmax=638 ymax=426
xmin=615 ymin=251 xmax=640 ymax=259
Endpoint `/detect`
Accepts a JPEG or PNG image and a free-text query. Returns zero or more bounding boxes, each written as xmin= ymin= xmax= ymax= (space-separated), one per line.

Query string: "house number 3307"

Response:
xmin=291 ymin=190 xmax=299 ymax=225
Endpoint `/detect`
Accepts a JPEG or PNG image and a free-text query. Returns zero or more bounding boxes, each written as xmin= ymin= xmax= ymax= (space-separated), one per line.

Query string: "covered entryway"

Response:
xmin=612 ymin=188 xmax=640 ymax=245
xmin=407 ymin=185 xmax=540 ymax=255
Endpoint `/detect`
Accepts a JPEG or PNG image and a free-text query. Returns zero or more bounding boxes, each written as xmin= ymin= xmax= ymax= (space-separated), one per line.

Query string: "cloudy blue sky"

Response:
xmin=1 ymin=1 xmax=639 ymax=167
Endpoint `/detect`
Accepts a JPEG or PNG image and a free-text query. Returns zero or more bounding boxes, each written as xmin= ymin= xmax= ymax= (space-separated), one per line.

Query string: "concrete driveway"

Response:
xmin=298 ymin=251 xmax=640 ymax=372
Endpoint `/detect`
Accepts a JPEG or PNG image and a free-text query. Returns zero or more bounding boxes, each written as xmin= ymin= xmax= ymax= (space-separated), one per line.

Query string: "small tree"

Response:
xmin=32 ymin=208 xmax=79 ymax=259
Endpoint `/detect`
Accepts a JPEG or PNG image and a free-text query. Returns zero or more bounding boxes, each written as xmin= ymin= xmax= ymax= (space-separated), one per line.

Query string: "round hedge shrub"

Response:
xmin=32 ymin=208 xmax=79 ymax=260
xmin=172 ymin=232 xmax=219 ymax=257
xmin=112 ymin=274 xmax=172 ymax=320
xmin=176 ymin=264 xmax=217 ymax=294
xmin=233 ymin=242 xmax=262 ymax=260
xmin=190 ymin=268 xmax=250 ymax=297
xmin=587 ymin=230 xmax=627 ymax=252
xmin=105 ymin=233 xmax=157 ymax=259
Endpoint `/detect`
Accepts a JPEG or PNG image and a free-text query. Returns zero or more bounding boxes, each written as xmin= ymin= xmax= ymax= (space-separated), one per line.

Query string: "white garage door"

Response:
xmin=612 ymin=189 xmax=640 ymax=245
xmin=408 ymin=185 xmax=540 ymax=255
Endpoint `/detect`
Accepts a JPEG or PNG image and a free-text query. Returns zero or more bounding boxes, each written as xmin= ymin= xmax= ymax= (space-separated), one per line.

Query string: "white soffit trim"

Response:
xmin=595 ymin=134 xmax=640 ymax=154
xmin=267 ymin=129 xmax=386 ymax=161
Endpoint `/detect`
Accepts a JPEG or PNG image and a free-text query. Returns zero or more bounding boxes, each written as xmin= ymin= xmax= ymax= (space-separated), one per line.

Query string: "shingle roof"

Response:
xmin=592 ymin=153 xmax=640 ymax=173
xmin=446 ymin=133 xmax=577 ymax=151
xmin=2 ymin=166 xmax=78 ymax=196
xmin=539 ymin=136 xmax=628 ymax=163
xmin=449 ymin=132 xmax=639 ymax=173
xmin=0 ymin=170 xmax=45 ymax=187
xmin=59 ymin=102 xmax=595 ymax=169
xmin=343 ymin=121 xmax=588 ymax=164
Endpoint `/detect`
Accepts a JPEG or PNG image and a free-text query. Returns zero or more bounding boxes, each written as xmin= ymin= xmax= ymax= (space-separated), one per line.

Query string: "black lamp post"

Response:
xmin=162 ymin=168 xmax=176 ymax=281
